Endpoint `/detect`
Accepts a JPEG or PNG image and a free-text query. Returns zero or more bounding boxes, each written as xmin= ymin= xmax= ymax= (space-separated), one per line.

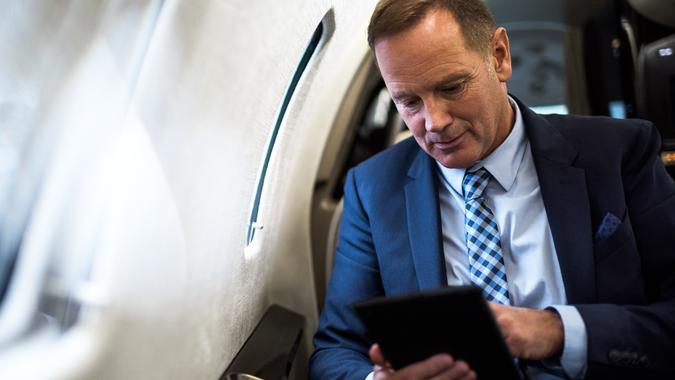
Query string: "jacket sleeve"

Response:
xmin=576 ymin=121 xmax=675 ymax=379
xmin=309 ymin=168 xmax=383 ymax=380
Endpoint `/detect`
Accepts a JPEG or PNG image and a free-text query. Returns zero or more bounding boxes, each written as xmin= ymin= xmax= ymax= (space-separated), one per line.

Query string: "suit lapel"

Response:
xmin=520 ymin=103 xmax=597 ymax=304
xmin=404 ymin=150 xmax=447 ymax=291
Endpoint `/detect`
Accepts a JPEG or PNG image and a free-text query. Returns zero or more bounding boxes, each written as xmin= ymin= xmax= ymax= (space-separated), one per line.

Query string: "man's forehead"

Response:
xmin=375 ymin=41 xmax=478 ymax=94
xmin=374 ymin=39 xmax=471 ymax=75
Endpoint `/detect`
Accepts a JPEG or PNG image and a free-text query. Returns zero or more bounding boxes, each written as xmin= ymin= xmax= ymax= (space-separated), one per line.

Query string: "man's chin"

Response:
xmin=435 ymin=155 xmax=476 ymax=169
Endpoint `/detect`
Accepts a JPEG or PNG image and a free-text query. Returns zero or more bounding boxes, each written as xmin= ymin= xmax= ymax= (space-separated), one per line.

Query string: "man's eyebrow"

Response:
xmin=433 ymin=71 xmax=473 ymax=87
xmin=390 ymin=90 xmax=413 ymax=101
xmin=389 ymin=71 xmax=474 ymax=101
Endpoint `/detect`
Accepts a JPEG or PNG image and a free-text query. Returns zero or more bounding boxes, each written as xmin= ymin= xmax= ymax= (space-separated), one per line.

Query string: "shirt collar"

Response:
xmin=436 ymin=96 xmax=527 ymax=194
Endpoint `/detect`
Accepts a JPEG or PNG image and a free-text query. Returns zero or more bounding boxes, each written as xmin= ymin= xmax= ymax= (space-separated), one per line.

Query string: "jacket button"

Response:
xmin=608 ymin=349 xmax=622 ymax=363
xmin=628 ymin=352 xmax=639 ymax=366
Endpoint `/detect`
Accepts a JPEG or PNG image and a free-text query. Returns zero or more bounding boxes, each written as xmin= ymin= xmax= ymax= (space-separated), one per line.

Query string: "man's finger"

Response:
xmin=369 ymin=344 xmax=392 ymax=368
xmin=442 ymin=360 xmax=471 ymax=378
xmin=396 ymin=353 xmax=455 ymax=378
xmin=457 ymin=369 xmax=478 ymax=380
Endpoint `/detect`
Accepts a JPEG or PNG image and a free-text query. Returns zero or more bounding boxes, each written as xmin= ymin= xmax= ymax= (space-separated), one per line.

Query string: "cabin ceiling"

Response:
xmin=486 ymin=0 xmax=610 ymax=27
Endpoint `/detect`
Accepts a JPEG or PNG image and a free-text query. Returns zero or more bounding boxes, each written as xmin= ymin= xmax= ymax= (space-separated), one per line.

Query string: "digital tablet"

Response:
xmin=352 ymin=285 xmax=521 ymax=379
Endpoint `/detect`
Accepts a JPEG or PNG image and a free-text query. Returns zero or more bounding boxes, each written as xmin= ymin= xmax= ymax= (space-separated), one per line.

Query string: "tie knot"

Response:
xmin=462 ymin=168 xmax=491 ymax=201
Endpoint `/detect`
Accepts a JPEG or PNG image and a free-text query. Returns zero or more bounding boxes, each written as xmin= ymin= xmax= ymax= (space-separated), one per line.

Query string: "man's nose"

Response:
xmin=424 ymin=100 xmax=453 ymax=132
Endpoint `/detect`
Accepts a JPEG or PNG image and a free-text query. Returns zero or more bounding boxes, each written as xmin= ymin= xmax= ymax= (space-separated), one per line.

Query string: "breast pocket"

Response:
xmin=593 ymin=215 xmax=632 ymax=262
xmin=593 ymin=215 xmax=646 ymax=303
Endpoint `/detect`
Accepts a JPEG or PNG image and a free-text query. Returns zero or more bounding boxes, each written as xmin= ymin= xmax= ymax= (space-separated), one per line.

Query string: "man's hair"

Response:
xmin=367 ymin=0 xmax=497 ymax=55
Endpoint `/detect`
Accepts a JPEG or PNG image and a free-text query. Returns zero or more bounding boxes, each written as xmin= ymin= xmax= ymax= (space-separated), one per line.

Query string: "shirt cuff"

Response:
xmin=550 ymin=305 xmax=588 ymax=379
xmin=365 ymin=371 xmax=374 ymax=380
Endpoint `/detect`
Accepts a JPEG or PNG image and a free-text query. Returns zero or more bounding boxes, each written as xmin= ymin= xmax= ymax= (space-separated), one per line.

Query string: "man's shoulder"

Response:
xmin=352 ymin=136 xmax=422 ymax=179
xmin=541 ymin=113 xmax=654 ymax=143
xmin=535 ymin=113 xmax=660 ymax=171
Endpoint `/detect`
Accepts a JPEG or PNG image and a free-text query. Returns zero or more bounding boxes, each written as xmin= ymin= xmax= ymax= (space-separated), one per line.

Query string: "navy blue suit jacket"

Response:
xmin=310 ymin=102 xmax=675 ymax=379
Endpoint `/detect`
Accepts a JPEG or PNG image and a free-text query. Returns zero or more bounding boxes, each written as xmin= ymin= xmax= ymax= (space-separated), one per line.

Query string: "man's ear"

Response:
xmin=491 ymin=27 xmax=512 ymax=82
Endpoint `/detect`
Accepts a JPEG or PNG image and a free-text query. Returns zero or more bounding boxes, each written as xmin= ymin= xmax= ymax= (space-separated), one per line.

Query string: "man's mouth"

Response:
xmin=430 ymin=131 xmax=465 ymax=149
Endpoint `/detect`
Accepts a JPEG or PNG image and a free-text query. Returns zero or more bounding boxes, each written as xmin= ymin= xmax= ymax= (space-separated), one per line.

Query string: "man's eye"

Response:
xmin=441 ymin=84 xmax=462 ymax=94
xmin=403 ymin=99 xmax=420 ymax=108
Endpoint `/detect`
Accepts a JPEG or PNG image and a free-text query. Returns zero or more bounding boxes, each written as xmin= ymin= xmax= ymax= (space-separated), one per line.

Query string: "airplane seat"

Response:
xmin=394 ymin=129 xmax=412 ymax=144
xmin=324 ymin=126 xmax=412 ymax=286
xmin=324 ymin=129 xmax=409 ymax=287
xmin=635 ymin=33 xmax=675 ymax=177
xmin=324 ymin=197 xmax=343 ymax=287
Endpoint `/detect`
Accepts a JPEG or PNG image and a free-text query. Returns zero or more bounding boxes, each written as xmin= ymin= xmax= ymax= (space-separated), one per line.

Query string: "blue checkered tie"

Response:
xmin=462 ymin=168 xmax=510 ymax=304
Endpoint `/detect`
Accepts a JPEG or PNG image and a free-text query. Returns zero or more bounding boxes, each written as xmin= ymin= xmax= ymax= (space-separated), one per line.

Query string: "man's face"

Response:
xmin=374 ymin=9 xmax=513 ymax=168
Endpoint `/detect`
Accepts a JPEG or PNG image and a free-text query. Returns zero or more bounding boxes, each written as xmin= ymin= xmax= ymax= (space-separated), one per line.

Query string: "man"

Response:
xmin=310 ymin=0 xmax=675 ymax=379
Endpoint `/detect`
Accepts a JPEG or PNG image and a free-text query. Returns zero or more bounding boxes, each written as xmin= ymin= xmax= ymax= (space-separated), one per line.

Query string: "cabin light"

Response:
xmin=658 ymin=48 xmax=673 ymax=57
xmin=662 ymin=151 xmax=675 ymax=166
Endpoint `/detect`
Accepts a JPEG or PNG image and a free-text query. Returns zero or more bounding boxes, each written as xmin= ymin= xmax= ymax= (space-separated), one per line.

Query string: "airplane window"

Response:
xmin=507 ymin=26 xmax=569 ymax=113
xmin=247 ymin=20 xmax=325 ymax=245
xmin=529 ymin=104 xmax=569 ymax=115
xmin=608 ymin=100 xmax=627 ymax=118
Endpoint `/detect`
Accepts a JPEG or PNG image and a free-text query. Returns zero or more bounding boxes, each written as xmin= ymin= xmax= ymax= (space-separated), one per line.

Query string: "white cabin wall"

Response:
xmin=0 ymin=0 xmax=379 ymax=379
xmin=249 ymin=0 xmax=380 ymax=372
xmin=0 ymin=1 xmax=174 ymax=380
xmin=107 ymin=0 xmax=333 ymax=377
xmin=120 ymin=0 xmax=379 ymax=378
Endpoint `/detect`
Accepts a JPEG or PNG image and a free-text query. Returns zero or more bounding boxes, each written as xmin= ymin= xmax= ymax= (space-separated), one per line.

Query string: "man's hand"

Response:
xmin=488 ymin=303 xmax=564 ymax=360
xmin=369 ymin=344 xmax=476 ymax=380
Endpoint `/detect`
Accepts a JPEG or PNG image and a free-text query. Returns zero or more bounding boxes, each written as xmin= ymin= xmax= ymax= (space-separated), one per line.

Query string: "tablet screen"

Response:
xmin=352 ymin=285 xmax=521 ymax=379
